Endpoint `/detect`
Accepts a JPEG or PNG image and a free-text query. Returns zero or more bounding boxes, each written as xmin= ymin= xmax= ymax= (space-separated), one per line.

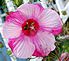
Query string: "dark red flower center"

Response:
xmin=22 ymin=19 xmax=39 ymax=36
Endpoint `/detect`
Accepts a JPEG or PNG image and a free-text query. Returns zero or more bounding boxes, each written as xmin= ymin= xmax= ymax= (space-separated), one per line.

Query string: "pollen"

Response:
xmin=22 ymin=19 xmax=39 ymax=36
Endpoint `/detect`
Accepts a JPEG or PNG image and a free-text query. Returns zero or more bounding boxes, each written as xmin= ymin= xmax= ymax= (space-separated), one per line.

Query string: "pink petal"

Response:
xmin=3 ymin=22 xmax=22 ymax=38
xmin=32 ymin=31 xmax=56 ymax=57
xmin=34 ymin=3 xmax=44 ymax=12
xmin=33 ymin=49 xmax=43 ymax=57
xmin=38 ymin=9 xmax=63 ymax=35
xmin=6 ymin=11 xmax=27 ymax=26
xmin=59 ymin=52 xmax=69 ymax=61
xmin=8 ymin=36 xmax=35 ymax=58
xmin=17 ymin=4 xmax=42 ymax=19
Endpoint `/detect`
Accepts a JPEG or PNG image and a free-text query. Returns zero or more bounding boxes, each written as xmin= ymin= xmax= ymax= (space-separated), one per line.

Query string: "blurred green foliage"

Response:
xmin=0 ymin=0 xmax=4 ymax=5
xmin=0 ymin=0 xmax=7 ymax=13
xmin=0 ymin=42 xmax=4 ymax=48
xmin=61 ymin=11 xmax=67 ymax=15
xmin=7 ymin=50 xmax=12 ymax=55
xmin=63 ymin=18 xmax=69 ymax=35
xmin=12 ymin=0 xmax=23 ymax=7
xmin=62 ymin=39 xmax=69 ymax=52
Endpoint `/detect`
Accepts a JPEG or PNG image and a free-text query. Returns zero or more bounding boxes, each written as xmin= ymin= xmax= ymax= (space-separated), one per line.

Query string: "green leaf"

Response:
xmin=62 ymin=39 xmax=69 ymax=52
xmin=0 ymin=42 xmax=4 ymax=48
xmin=13 ymin=0 xmax=23 ymax=7
xmin=61 ymin=11 xmax=67 ymax=15
xmin=7 ymin=50 xmax=12 ymax=55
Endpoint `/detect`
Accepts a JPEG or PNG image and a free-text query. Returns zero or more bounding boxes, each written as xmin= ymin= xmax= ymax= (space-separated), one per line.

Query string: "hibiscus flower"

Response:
xmin=59 ymin=52 xmax=69 ymax=61
xmin=3 ymin=4 xmax=62 ymax=58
